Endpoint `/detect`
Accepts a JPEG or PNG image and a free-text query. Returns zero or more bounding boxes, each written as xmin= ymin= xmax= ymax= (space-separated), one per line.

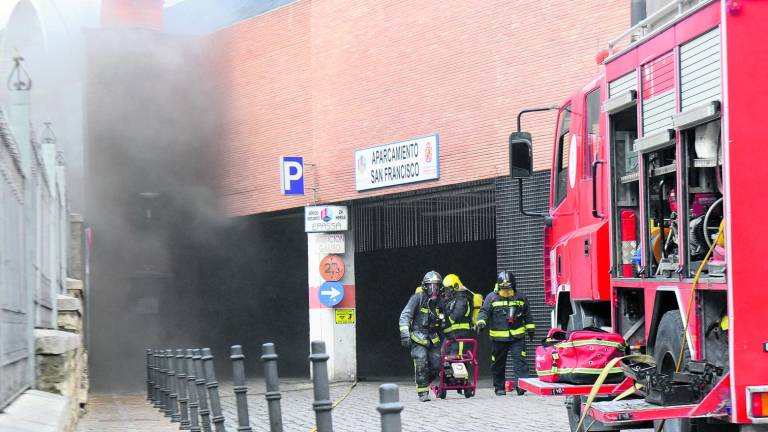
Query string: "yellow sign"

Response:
xmin=335 ymin=308 xmax=355 ymax=324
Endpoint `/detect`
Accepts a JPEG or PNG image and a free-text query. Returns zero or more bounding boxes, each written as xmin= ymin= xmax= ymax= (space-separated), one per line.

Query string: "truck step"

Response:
xmin=586 ymin=398 xmax=695 ymax=424
xmin=517 ymin=378 xmax=633 ymax=396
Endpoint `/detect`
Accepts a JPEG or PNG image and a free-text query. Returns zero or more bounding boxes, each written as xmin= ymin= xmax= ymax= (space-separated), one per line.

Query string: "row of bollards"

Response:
xmin=146 ymin=341 xmax=404 ymax=432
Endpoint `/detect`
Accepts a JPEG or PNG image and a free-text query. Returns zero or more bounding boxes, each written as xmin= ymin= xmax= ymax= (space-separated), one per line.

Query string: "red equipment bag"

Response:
xmin=535 ymin=327 xmax=626 ymax=384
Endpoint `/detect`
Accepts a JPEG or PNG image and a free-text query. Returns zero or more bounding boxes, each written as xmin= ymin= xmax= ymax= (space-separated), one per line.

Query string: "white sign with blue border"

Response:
xmin=280 ymin=156 xmax=304 ymax=195
xmin=318 ymin=281 xmax=345 ymax=307
xmin=354 ymin=134 xmax=439 ymax=191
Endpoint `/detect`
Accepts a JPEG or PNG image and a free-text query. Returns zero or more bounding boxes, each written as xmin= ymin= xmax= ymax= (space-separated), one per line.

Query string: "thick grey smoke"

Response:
xmin=84 ymin=25 xmax=312 ymax=393
xmin=84 ymin=27 xmax=227 ymax=392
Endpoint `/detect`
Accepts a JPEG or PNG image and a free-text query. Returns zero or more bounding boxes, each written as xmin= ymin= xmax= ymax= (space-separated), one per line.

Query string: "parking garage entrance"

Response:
xmin=353 ymin=181 xmax=497 ymax=379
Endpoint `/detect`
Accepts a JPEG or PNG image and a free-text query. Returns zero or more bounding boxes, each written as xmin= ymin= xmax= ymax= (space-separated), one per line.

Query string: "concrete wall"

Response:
xmin=214 ymin=0 xmax=630 ymax=216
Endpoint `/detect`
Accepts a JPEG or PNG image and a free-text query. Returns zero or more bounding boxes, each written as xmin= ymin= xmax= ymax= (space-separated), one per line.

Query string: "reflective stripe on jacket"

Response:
xmin=441 ymin=288 xmax=473 ymax=335
xmin=399 ymin=290 xmax=442 ymax=346
xmin=476 ymin=289 xmax=534 ymax=341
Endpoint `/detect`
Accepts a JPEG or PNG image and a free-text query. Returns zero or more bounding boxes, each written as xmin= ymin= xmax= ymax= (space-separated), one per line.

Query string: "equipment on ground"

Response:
xmin=430 ymin=338 xmax=479 ymax=399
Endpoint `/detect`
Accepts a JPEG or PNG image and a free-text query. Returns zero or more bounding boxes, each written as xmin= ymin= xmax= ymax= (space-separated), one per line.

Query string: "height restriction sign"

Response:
xmin=319 ymin=255 xmax=345 ymax=281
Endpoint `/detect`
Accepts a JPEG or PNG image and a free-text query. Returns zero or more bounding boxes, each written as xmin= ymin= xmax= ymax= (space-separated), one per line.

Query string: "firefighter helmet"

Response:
xmin=422 ymin=271 xmax=443 ymax=296
xmin=496 ymin=271 xmax=516 ymax=289
xmin=443 ymin=273 xmax=462 ymax=291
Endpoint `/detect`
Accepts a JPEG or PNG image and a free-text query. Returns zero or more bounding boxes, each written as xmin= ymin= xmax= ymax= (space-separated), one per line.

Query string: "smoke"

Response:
xmin=84 ymin=27 xmax=228 ymax=392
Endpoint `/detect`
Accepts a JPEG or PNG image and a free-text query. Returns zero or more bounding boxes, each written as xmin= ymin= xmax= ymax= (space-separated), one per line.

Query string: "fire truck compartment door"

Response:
xmin=563 ymin=221 xmax=609 ymax=301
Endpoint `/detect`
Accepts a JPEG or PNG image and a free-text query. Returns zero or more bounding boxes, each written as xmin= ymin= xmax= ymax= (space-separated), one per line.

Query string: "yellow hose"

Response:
xmin=656 ymin=221 xmax=725 ymax=432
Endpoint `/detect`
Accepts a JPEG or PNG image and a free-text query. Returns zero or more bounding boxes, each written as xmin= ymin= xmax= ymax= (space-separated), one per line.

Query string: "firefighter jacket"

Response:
xmin=399 ymin=288 xmax=443 ymax=347
xmin=440 ymin=288 xmax=473 ymax=336
xmin=476 ymin=289 xmax=535 ymax=341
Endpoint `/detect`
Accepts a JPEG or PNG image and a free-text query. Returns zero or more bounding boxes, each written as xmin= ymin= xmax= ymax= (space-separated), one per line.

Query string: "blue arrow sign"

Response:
xmin=318 ymin=281 xmax=344 ymax=307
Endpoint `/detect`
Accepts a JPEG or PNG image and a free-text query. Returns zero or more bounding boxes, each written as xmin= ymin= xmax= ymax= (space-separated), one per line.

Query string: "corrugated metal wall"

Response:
xmin=496 ymin=171 xmax=551 ymax=377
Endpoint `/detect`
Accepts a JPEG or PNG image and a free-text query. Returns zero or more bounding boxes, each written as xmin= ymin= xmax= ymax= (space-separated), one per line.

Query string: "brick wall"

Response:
xmin=214 ymin=0 xmax=629 ymax=216
xmin=102 ymin=0 xmax=163 ymax=30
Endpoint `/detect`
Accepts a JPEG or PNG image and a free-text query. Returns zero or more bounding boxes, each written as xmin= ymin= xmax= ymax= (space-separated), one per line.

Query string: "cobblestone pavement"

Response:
xmin=79 ymin=378 xmax=579 ymax=431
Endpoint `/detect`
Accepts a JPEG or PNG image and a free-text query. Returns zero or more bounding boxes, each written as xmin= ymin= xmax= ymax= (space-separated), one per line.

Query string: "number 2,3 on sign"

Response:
xmin=319 ymin=255 xmax=345 ymax=281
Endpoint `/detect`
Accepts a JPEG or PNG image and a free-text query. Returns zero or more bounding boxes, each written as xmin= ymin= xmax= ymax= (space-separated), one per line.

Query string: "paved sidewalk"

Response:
xmin=78 ymin=379 xmax=575 ymax=431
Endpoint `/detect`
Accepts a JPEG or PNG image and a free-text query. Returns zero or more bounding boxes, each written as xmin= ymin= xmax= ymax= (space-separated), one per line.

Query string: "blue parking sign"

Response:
xmin=281 ymin=156 xmax=304 ymax=195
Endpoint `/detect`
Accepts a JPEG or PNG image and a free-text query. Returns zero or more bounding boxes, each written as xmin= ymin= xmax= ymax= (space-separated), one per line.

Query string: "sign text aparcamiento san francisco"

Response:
xmin=354 ymin=134 xmax=439 ymax=191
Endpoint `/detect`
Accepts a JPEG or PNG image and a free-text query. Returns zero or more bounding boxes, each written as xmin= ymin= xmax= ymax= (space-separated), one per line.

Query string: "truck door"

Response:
xmin=550 ymin=102 xmax=582 ymax=299
xmin=577 ymin=86 xmax=610 ymax=300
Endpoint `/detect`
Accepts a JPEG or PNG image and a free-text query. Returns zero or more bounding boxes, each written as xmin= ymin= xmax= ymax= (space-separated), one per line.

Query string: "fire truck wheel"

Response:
xmin=653 ymin=310 xmax=692 ymax=432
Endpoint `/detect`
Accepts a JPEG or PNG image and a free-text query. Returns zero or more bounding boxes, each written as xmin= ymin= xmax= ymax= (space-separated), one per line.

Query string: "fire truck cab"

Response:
xmin=511 ymin=1 xmax=768 ymax=430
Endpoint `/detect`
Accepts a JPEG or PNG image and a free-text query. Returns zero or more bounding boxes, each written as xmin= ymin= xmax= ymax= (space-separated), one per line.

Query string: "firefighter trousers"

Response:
xmin=411 ymin=343 xmax=441 ymax=394
xmin=491 ymin=338 xmax=529 ymax=391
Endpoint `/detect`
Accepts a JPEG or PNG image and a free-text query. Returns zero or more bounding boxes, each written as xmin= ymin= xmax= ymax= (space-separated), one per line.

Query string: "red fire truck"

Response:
xmin=510 ymin=1 xmax=768 ymax=430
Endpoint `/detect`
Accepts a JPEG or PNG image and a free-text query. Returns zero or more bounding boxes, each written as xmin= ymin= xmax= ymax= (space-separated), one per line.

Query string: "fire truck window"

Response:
xmin=555 ymin=105 xmax=572 ymax=205
xmin=584 ymin=89 xmax=600 ymax=179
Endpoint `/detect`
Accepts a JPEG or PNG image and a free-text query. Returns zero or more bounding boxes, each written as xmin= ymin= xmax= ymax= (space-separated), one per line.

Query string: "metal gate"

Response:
xmin=0 ymin=111 xmax=31 ymax=410
xmin=353 ymin=180 xmax=496 ymax=252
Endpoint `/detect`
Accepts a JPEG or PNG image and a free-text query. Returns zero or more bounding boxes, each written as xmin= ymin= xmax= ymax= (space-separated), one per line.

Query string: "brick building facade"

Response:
xmin=213 ymin=0 xmax=629 ymax=216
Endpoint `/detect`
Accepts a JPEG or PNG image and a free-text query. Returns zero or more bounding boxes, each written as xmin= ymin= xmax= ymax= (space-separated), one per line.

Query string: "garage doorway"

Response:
xmin=353 ymin=181 xmax=496 ymax=378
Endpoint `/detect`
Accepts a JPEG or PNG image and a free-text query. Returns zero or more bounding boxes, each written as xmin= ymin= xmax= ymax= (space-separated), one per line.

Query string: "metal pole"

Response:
xmin=309 ymin=340 xmax=333 ymax=432
xmin=201 ymin=348 xmax=226 ymax=432
xmin=187 ymin=349 xmax=202 ymax=432
xmin=261 ymin=343 xmax=283 ymax=432
xmin=153 ymin=350 xmax=162 ymax=409
xmin=177 ymin=349 xmax=191 ymax=430
xmin=162 ymin=350 xmax=171 ymax=416
xmin=377 ymin=384 xmax=403 ymax=432
xmin=146 ymin=349 xmax=153 ymax=401
xmin=168 ymin=349 xmax=180 ymax=422
xmin=193 ymin=349 xmax=212 ymax=432
xmin=231 ymin=345 xmax=253 ymax=432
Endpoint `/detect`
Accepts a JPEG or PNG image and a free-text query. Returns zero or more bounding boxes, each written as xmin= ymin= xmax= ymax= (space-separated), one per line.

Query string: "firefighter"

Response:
xmin=440 ymin=274 xmax=475 ymax=355
xmin=476 ymin=270 xmax=535 ymax=396
xmin=399 ymin=271 xmax=444 ymax=402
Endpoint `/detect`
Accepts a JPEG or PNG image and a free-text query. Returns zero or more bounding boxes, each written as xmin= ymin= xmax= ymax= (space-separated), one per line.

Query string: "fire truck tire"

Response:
xmin=653 ymin=310 xmax=692 ymax=432
xmin=565 ymin=396 xmax=622 ymax=432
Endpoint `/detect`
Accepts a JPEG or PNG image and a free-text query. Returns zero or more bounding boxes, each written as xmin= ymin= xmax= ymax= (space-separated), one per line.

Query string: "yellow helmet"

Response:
xmin=443 ymin=274 xmax=462 ymax=291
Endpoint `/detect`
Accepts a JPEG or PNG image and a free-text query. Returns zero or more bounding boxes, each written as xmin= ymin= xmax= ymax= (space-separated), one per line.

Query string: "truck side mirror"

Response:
xmin=509 ymin=132 xmax=533 ymax=178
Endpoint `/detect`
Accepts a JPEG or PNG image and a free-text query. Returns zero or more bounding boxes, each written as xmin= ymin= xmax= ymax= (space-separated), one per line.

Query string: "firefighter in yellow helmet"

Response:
xmin=440 ymin=274 xmax=475 ymax=355
xmin=476 ymin=271 xmax=535 ymax=396
xmin=399 ymin=271 xmax=444 ymax=402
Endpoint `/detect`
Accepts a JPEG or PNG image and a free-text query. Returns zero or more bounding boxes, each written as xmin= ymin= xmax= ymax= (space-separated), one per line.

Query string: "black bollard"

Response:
xmin=231 ymin=345 xmax=253 ymax=432
xmin=153 ymin=350 xmax=162 ymax=409
xmin=160 ymin=350 xmax=170 ymax=415
xmin=193 ymin=349 xmax=212 ymax=432
xmin=168 ymin=349 xmax=180 ymax=422
xmin=164 ymin=350 xmax=173 ymax=417
xmin=261 ymin=343 xmax=283 ymax=432
xmin=201 ymin=348 xmax=226 ymax=432
xmin=310 ymin=340 xmax=333 ymax=432
xmin=377 ymin=384 xmax=403 ymax=432
xmin=177 ymin=349 xmax=191 ymax=430
xmin=187 ymin=349 xmax=202 ymax=432
xmin=146 ymin=349 xmax=153 ymax=402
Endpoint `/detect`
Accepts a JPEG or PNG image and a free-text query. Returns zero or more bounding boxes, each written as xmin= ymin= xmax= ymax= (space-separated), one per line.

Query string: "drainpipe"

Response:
xmin=631 ymin=0 xmax=647 ymax=26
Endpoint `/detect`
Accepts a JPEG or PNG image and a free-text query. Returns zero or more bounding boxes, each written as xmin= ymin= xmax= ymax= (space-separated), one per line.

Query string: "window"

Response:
xmin=584 ymin=89 xmax=601 ymax=179
xmin=555 ymin=105 xmax=572 ymax=205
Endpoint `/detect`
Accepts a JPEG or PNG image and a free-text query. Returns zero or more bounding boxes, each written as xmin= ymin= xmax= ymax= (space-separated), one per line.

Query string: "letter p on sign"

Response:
xmin=280 ymin=156 xmax=304 ymax=195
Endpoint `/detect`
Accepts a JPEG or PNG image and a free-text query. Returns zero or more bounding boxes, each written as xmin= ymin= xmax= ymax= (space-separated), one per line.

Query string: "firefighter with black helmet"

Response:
xmin=476 ymin=270 xmax=535 ymax=396
xmin=399 ymin=271 xmax=444 ymax=402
